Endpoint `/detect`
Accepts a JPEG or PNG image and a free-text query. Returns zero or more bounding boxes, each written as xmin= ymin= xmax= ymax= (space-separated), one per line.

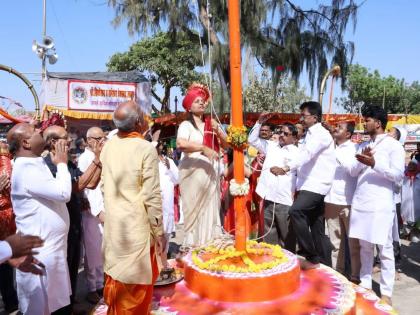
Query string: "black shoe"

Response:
xmin=5 ymin=304 xmax=18 ymax=313
xmin=86 ymin=291 xmax=101 ymax=304
xmin=96 ymin=287 xmax=104 ymax=298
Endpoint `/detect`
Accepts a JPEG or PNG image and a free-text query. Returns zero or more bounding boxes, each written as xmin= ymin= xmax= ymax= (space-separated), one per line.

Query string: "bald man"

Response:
xmin=7 ymin=123 xmax=72 ymax=314
xmin=42 ymin=125 xmax=103 ymax=309
xmin=100 ymin=101 xmax=164 ymax=314
xmin=78 ymin=127 xmax=106 ymax=304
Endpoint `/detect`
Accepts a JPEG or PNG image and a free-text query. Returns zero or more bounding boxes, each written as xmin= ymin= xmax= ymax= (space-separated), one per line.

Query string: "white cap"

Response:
xmin=394 ymin=126 xmax=407 ymax=144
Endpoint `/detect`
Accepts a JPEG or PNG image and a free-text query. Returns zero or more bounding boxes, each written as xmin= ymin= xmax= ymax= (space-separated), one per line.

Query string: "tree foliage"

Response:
xmin=337 ymin=64 xmax=420 ymax=114
xmin=107 ymin=31 xmax=204 ymax=113
xmin=244 ymin=71 xmax=310 ymax=113
xmin=108 ymin=0 xmax=361 ymax=112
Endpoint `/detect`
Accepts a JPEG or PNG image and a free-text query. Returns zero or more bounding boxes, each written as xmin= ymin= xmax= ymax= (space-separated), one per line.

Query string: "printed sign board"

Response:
xmin=68 ymin=80 xmax=136 ymax=111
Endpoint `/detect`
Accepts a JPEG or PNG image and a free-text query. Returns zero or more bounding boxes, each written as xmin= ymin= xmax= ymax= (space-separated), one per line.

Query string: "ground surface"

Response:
xmin=1 ymin=228 xmax=419 ymax=315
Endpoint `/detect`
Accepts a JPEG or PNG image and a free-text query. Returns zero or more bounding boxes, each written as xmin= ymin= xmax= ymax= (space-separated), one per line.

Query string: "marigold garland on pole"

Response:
xmin=226 ymin=125 xmax=248 ymax=149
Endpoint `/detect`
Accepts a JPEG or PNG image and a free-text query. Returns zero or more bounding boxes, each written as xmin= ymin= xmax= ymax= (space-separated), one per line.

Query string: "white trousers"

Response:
xmin=82 ymin=211 xmax=104 ymax=292
xmin=359 ymin=225 xmax=395 ymax=297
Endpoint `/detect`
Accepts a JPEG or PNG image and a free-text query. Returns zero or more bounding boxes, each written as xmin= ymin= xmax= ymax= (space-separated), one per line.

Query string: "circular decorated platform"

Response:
xmin=93 ymin=259 xmax=398 ymax=315
xmin=184 ymin=242 xmax=300 ymax=302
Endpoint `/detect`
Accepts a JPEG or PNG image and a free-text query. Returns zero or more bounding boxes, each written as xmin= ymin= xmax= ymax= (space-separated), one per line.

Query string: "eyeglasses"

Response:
xmin=279 ymin=131 xmax=291 ymax=137
xmin=53 ymin=136 xmax=69 ymax=141
xmin=88 ymin=136 xmax=104 ymax=141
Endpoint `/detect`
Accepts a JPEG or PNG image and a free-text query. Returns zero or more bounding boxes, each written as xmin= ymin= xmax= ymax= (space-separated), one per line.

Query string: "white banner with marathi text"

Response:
xmin=68 ymin=80 xmax=136 ymax=111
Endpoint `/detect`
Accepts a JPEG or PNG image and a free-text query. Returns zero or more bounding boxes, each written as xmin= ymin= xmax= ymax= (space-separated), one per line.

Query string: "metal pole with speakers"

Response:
xmin=32 ymin=0 xmax=58 ymax=80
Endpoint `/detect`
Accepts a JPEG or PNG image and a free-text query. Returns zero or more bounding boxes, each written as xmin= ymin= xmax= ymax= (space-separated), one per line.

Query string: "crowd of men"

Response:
xmin=247 ymin=101 xmax=419 ymax=307
xmin=0 ymin=100 xmax=419 ymax=314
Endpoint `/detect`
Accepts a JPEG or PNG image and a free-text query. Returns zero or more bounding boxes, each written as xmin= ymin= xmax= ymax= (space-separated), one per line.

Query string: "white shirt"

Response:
xmin=11 ymin=157 xmax=72 ymax=313
xmin=177 ymin=120 xmax=205 ymax=160
xmin=158 ymin=157 xmax=179 ymax=233
xmin=0 ymin=240 xmax=12 ymax=264
xmin=288 ymin=123 xmax=336 ymax=195
xmin=342 ymin=134 xmax=405 ymax=213
xmin=249 ymin=123 xmax=299 ymax=206
xmin=392 ymin=138 xmax=405 ymax=205
xmin=324 ymin=140 xmax=358 ymax=205
xmin=78 ymin=148 xmax=104 ymax=217
xmin=401 ymin=173 xmax=420 ymax=223
xmin=342 ymin=134 xmax=405 ymax=244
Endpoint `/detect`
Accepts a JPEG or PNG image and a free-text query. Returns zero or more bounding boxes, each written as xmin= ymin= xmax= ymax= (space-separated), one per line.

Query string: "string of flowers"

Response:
xmin=191 ymin=241 xmax=288 ymax=273
xmin=229 ymin=178 xmax=250 ymax=196
xmin=226 ymin=125 xmax=248 ymax=149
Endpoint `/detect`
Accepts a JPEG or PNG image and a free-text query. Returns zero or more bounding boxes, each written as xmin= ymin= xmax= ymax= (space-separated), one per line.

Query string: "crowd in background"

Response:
xmin=0 ymin=95 xmax=419 ymax=314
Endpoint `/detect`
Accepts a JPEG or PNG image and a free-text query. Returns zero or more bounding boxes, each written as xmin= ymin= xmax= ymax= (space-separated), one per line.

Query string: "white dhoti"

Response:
xmin=82 ymin=211 xmax=103 ymax=292
xmin=350 ymin=208 xmax=395 ymax=296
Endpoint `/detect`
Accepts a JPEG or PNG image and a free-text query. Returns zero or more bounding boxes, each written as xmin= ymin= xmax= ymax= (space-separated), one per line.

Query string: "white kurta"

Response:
xmin=78 ymin=149 xmax=104 ymax=291
xmin=158 ymin=158 xmax=179 ymax=234
xmin=325 ymin=140 xmax=358 ymax=205
xmin=288 ymin=122 xmax=336 ymax=195
xmin=401 ymin=174 xmax=420 ymax=223
xmin=0 ymin=240 xmax=12 ymax=264
xmin=11 ymin=157 xmax=72 ymax=314
xmin=340 ymin=134 xmax=405 ymax=245
xmin=248 ymin=122 xmax=298 ymax=206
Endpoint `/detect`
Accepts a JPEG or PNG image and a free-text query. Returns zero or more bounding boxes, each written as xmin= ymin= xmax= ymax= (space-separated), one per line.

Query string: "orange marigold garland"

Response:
xmin=226 ymin=125 xmax=248 ymax=149
xmin=191 ymin=240 xmax=288 ymax=273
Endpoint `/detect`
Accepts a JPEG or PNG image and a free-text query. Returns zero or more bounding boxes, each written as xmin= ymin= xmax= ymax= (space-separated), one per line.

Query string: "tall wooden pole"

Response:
xmin=228 ymin=0 xmax=246 ymax=251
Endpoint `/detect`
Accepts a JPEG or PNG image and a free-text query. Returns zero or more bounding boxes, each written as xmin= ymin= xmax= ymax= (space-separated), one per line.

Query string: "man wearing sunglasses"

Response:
xmin=279 ymin=101 xmax=335 ymax=270
xmin=249 ymin=114 xmax=299 ymax=248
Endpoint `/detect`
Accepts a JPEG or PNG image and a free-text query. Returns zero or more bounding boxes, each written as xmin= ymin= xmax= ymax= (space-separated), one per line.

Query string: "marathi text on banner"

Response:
xmin=68 ymin=80 xmax=136 ymax=111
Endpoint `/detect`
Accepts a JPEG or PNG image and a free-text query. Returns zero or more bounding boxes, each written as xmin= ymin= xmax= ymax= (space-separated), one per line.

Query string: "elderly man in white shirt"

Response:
xmin=249 ymin=115 xmax=299 ymax=248
xmin=279 ymin=101 xmax=336 ymax=270
xmin=7 ymin=123 xmax=72 ymax=314
xmin=78 ymin=127 xmax=106 ymax=304
xmin=324 ymin=121 xmax=359 ymax=281
xmin=340 ymin=105 xmax=405 ymax=306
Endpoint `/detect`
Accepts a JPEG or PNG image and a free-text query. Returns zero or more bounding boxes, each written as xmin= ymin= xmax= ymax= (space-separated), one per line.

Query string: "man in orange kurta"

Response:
xmin=101 ymin=101 xmax=164 ymax=315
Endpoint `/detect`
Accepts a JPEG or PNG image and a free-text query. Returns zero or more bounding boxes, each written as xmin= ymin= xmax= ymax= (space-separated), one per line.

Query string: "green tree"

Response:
xmin=337 ymin=64 xmax=420 ymax=114
xmin=244 ymin=71 xmax=310 ymax=113
xmin=403 ymin=81 xmax=420 ymax=114
xmin=107 ymin=31 xmax=204 ymax=113
xmin=108 ymin=0 xmax=362 ymax=112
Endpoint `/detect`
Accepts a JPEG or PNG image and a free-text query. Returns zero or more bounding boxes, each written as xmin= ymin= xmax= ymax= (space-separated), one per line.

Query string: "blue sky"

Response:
xmin=0 ymin=0 xmax=419 ymax=114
